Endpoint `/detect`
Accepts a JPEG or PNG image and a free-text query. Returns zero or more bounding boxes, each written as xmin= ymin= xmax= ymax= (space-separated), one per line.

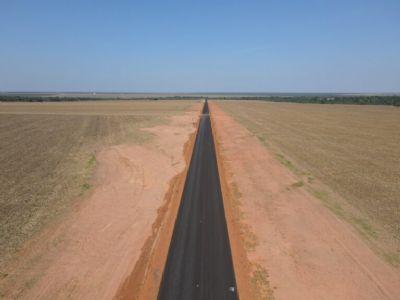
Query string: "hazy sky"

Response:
xmin=1 ymin=0 xmax=399 ymax=93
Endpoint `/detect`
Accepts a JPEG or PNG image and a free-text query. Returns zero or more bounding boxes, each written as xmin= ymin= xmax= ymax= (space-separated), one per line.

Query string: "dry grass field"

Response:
xmin=217 ymin=101 xmax=400 ymax=250
xmin=0 ymin=100 xmax=196 ymax=265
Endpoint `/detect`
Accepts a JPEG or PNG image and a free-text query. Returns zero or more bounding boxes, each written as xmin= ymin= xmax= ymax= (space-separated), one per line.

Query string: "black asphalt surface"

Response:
xmin=158 ymin=100 xmax=238 ymax=300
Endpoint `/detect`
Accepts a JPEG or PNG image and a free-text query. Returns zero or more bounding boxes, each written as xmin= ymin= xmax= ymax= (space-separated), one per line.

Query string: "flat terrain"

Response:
xmin=218 ymin=101 xmax=400 ymax=244
xmin=0 ymin=100 xmax=199 ymax=298
xmin=211 ymin=102 xmax=400 ymax=299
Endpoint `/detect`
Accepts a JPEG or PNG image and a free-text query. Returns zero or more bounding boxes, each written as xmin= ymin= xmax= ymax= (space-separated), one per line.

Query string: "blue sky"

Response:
xmin=1 ymin=0 xmax=399 ymax=93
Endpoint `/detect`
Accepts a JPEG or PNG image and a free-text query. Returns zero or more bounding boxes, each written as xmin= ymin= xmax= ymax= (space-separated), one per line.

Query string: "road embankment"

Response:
xmin=116 ymin=107 xmax=201 ymax=300
xmin=210 ymin=101 xmax=400 ymax=300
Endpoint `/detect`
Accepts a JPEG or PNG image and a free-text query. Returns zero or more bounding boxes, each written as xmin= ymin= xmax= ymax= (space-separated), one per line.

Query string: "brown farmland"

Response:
xmin=211 ymin=101 xmax=400 ymax=299
xmin=0 ymin=100 xmax=200 ymax=298
xmin=218 ymin=100 xmax=400 ymax=245
xmin=1 ymin=99 xmax=399 ymax=299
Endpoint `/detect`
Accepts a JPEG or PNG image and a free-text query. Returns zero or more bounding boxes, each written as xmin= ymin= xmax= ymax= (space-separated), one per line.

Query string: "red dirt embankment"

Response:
xmin=115 ymin=114 xmax=200 ymax=300
xmin=210 ymin=102 xmax=400 ymax=300
xmin=0 ymin=111 xmax=199 ymax=299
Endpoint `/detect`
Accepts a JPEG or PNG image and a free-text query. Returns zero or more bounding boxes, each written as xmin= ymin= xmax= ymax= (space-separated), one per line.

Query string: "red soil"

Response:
xmin=210 ymin=102 xmax=400 ymax=300
xmin=0 ymin=112 xmax=198 ymax=299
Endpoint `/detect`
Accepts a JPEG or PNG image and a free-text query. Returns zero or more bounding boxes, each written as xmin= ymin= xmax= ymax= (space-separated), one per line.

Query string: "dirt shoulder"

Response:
xmin=0 ymin=107 xmax=199 ymax=299
xmin=210 ymin=102 xmax=400 ymax=299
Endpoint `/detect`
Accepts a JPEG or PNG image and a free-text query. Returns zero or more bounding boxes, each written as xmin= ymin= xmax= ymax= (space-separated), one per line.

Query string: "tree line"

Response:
xmin=0 ymin=95 xmax=201 ymax=102
xmin=1 ymin=95 xmax=399 ymax=106
xmin=215 ymin=96 xmax=400 ymax=106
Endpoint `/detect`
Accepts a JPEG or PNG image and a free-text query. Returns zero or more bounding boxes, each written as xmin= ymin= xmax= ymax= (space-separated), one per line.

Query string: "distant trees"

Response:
xmin=216 ymin=96 xmax=400 ymax=107
xmin=1 ymin=95 xmax=399 ymax=106
xmin=0 ymin=96 xmax=83 ymax=102
xmin=0 ymin=96 xmax=202 ymax=102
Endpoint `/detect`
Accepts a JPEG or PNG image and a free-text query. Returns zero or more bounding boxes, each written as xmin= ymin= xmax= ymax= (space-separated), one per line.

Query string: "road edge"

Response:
xmin=209 ymin=101 xmax=254 ymax=299
xmin=115 ymin=108 xmax=201 ymax=300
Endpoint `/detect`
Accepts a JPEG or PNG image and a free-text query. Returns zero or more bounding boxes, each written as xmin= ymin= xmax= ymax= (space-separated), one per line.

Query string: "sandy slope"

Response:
xmin=0 ymin=111 xmax=198 ymax=299
xmin=211 ymin=102 xmax=400 ymax=300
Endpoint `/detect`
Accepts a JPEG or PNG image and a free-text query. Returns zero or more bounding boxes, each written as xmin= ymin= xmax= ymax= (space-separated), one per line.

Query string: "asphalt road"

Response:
xmin=158 ymin=100 xmax=238 ymax=300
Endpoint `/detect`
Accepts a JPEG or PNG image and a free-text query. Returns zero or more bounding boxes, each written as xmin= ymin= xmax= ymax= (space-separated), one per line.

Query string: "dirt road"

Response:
xmin=210 ymin=102 xmax=400 ymax=300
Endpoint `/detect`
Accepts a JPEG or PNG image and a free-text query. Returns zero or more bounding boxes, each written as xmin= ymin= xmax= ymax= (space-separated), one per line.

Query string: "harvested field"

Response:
xmin=210 ymin=102 xmax=400 ymax=299
xmin=217 ymin=101 xmax=400 ymax=243
xmin=0 ymin=100 xmax=196 ymax=266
